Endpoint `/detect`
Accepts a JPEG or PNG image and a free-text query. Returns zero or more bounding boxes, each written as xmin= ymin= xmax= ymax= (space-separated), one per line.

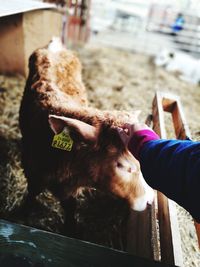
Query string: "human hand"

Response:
xmin=117 ymin=123 xmax=152 ymax=147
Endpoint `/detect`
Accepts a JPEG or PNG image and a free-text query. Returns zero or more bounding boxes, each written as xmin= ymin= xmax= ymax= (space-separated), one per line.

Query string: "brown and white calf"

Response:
xmin=19 ymin=38 xmax=154 ymax=212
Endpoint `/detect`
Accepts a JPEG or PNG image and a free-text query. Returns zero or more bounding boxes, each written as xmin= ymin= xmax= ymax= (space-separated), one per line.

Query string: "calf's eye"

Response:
xmin=117 ymin=162 xmax=123 ymax=168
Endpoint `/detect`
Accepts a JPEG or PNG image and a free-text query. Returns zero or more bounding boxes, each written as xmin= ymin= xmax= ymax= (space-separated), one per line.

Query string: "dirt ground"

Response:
xmin=0 ymin=45 xmax=199 ymax=266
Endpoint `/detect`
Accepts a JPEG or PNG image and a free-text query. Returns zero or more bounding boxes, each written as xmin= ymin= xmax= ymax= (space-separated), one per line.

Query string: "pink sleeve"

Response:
xmin=128 ymin=129 xmax=160 ymax=160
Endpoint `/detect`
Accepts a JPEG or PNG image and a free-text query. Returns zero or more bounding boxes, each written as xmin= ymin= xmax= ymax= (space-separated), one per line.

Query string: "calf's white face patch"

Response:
xmin=114 ymin=151 xmax=154 ymax=211
xmin=132 ymin=173 xmax=155 ymax=211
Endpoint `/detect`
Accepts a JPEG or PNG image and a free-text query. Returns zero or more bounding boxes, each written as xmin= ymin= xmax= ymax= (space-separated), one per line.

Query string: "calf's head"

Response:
xmin=49 ymin=115 xmax=154 ymax=211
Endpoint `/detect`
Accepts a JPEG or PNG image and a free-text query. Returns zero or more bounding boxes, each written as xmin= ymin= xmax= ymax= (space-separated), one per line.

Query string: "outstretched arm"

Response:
xmin=139 ymin=138 xmax=200 ymax=223
xmin=118 ymin=124 xmax=200 ymax=222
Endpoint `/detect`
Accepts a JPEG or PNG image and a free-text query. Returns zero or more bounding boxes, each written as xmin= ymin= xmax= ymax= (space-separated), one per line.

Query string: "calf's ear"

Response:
xmin=48 ymin=115 xmax=98 ymax=143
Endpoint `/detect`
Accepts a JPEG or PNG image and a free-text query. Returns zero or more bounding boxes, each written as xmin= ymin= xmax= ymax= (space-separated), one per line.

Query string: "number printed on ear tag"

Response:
xmin=52 ymin=128 xmax=73 ymax=151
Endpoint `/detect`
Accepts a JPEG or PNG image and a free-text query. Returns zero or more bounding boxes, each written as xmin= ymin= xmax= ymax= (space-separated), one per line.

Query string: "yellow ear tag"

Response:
xmin=52 ymin=128 xmax=73 ymax=151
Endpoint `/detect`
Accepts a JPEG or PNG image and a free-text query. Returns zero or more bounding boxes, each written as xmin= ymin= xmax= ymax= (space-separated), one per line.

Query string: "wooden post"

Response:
xmin=152 ymin=92 xmax=184 ymax=266
xmin=0 ymin=219 xmax=178 ymax=267
xmin=126 ymin=203 xmax=159 ymax=261
xmin=155 ymin=92 xmax=200 ymax=247
xmin=194 ymin=222 xmax=200 ymax=248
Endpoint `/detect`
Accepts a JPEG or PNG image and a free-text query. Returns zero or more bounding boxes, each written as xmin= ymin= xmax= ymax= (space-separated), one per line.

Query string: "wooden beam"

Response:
xmin=0 ymin=219 xmax=177 ymax=267
xmin=152 ymin=91 xmax=184 ymax=267
xmin=156 ymin=192 xmax=175 ymax=265
xmin=126 ymin=203 xmax=160 ymax=261
xmin=194 ymin=222 xmax=200 ymax=248
xmin=152 ymin=92 xmax=167 ymax=138
xmin=154 ymin=92 xmax=200 ymax=248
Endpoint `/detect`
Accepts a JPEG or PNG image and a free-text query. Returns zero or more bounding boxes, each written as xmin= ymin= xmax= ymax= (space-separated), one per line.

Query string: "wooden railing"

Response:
xmin=126 ymin=91 xmax=199 ymax=267
xmin=153 ymin=91 xmax=200 ymax=259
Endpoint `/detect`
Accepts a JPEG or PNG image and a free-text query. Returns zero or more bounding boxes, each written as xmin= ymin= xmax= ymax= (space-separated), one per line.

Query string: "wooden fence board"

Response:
xmin=153 ymin=90 xmax=200 ymax=262
xmin=126 ymin=206 xmax=155 ymax=259
xmin=0 ymin=219 xmax=177 ymax=267
xmin=152 ymin=92 xmax=184 ymax=267
xmin=194 ymin=222 xmax=200 ymax=248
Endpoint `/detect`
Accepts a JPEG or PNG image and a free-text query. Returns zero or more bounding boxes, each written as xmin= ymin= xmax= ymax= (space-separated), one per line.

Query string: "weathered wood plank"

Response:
xmin=126 ymin=205 xmax=157 ymax=260
xmin=152 ymin=92 xmax=184 ymax=267
xmin=171 ymin=101 xmax=191 ymax=140
xmin=168 ymin=200 xmax=184 ymax=266
xmin=194 ymin=222 xmax=200 ymax=248
xmin=0 ymin=219 xmax=177 ymax=267
xmin=158 ymin=92 xmax=200 ymax=249
xmin=153 ymin=92 xmax=167 ymax=138
xmin=153 ymin=92 xmax=175 ymax=265
xmin=156 ymin=192 xmax=175 ymax=265
xmin=151 ymin=196 xmax=161 ymax=262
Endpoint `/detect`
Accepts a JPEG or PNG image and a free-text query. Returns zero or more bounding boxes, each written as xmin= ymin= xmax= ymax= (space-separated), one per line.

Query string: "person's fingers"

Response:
xmin=116 ymin=122 xmax=155 ymax=147
xmin=121 ymin=123 xmax=134 ymax=136
xmin=116 ymin=127 xmax=130 ymax=146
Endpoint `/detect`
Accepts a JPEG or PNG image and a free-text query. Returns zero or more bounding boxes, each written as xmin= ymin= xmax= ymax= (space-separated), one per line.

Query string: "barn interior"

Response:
xmin=0 ymin=1 xmax=200 ymax=267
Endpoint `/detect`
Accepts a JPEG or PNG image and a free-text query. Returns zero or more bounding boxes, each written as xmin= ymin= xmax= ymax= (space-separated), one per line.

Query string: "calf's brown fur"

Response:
xmin=19 ymin=39 xmax=154 ymax=216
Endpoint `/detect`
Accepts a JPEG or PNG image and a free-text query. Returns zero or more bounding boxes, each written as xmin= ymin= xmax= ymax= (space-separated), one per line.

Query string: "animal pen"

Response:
xmin=0 ymin=87 xmax=199 ymax=266
xmin=146 ymin=4 xmax=200 ymax=56
xmin=0 ymin=1 xmax=200 ymax=266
